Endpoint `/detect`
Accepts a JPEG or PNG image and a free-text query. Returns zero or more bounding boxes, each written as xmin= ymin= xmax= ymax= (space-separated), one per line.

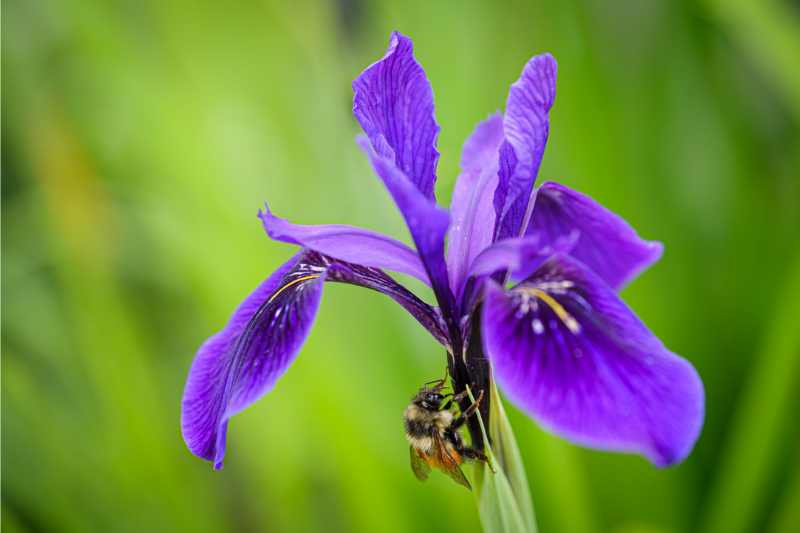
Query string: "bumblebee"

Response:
xmin=403 ymin=379 xmax=487 ymax=489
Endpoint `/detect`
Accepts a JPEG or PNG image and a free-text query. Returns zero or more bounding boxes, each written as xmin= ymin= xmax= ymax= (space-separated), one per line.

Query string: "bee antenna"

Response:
xmin=418 ymin=365 xmax=452 ymax=394
xmin=422 ymin=378 xmax=445 ymax=388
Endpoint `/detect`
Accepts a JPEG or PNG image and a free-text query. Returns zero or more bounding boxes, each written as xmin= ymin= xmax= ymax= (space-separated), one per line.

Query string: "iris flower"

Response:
xmin=181 ymin=32 xmax=704 ymax=471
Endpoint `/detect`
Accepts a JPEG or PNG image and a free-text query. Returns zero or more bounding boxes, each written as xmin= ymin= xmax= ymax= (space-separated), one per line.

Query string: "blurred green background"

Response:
xmin=3 ymin=1 xmax=800 ymax=532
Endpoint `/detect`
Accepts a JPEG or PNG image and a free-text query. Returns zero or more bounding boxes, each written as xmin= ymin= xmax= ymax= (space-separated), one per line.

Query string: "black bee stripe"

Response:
xmin=404 ymin=419 xmax=428 ymax=438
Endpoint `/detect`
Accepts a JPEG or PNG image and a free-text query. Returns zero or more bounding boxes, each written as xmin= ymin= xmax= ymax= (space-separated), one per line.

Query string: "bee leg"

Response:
xmin=463 ymin=447 xmax=495 ymax=472
xmin=451 ymin=436 xmax=492 ymax=469
xmin=461 ymin=447 xmax=489 ymax=464
xmin=440 ymin=389 xmax=469 ymax=411
xmin=450 ymin=389 xmax=484 ymax=429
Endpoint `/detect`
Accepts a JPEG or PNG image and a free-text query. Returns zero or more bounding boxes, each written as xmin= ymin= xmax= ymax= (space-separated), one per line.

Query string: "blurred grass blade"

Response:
xmin=766 ymin=452 xmax=800 ymax=533
xmin=469 ymin=384 xmax=537 ymax=533
xmin=703 ymin=0 xmax=800 ymax=118
xmin=701 ymin=255 xmax=800 ymax=533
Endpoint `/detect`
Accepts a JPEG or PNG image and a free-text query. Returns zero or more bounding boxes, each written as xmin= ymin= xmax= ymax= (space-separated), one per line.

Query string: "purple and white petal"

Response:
xmin=482 ymin=254 xmax=704 ymax=466
xmin=527 ymin=182 xmax=663 ymax=290
xmin=181 ymin=252 xmax=325 ymax=469
xmin=181 ymin=250 xmax=450 ymax=469
xmin=353 ymin=31 xmax=440 ymax=199
xmin=447 ymin=113 xmax=505 ymax=297
xmin=357 ymin=137 xmax=456 ymax=320
xmin=494 ymin=54 xmax=557 ymax=241
xmin=260 ymin=206 xmax=430 ymax=286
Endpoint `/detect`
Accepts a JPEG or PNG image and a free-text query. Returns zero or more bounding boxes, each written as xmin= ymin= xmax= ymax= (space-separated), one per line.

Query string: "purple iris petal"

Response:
xmin=527 ymin=182 xmax=663 ymax=290
xmin=259 ymin=205 xmax=430 ymax=286
xmin=181 ymin=250 xmax=450 ymax=469
xmin=494 ymin=54 xmax=557 ymax=241
xmin=447 ymin=113 xmax=505 ymax=298
xmin=181 ymin=253 xmax=325 ymax=469
xmin=481 ymin=254 xmax=704 ymax=466
xmin=353 ymin=31 xmax=440 ymax=199
xmin=357 ymin=136 xmax=456 ymax=320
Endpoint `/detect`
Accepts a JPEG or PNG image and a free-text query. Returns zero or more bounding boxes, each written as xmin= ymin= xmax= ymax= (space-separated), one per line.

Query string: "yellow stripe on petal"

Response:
xmin=267 ymin=275 xmax=321 ymax=304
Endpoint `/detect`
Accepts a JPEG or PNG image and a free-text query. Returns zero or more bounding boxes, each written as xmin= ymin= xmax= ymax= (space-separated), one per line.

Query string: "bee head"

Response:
xmin=413 ymin=389 xmax=445 ymax=411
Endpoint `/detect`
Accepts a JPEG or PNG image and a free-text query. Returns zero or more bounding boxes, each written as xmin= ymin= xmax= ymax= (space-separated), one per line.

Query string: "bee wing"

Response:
xmin=409 ymin=446 xmax=431 ymax=481
xmin=432 ymin=431 xmax=471 ymax=490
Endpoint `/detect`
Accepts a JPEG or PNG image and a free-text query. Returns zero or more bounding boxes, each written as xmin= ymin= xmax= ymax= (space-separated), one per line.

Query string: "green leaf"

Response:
xmin=488 ymin=384 xmax=537 ymax=531
xmin=469 ymin=383 xmax=538 ymax=533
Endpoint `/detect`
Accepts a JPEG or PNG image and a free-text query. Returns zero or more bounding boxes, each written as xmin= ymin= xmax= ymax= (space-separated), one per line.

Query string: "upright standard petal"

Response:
xmin=357 ymin=137 xmax=457 ymax=324
xmin=181 ymin=252 xmax=325 ymax=469
xmin=482 ymin=254 xmax=704 ymax=466
xmin=259 ymin=206 xmax=430 ymax=285
xmin=447 ymin=113 xmax=505 ymax=298
xmin=494 ymin=54 xmax=557 ymax=241
xmin=527 ymin=182 xmax=663 ymax=290
xmin=353 ymin=31 xmax=440 ymax=199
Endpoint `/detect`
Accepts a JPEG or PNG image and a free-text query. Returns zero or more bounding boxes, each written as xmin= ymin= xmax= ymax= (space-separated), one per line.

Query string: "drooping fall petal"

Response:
xmin=181 ymin=253 xmax=325 ymax=469
xmin=482 ymin=254 xmax=704 ymax=466
xmin=181 ymin=251 xmax=450 ymax=469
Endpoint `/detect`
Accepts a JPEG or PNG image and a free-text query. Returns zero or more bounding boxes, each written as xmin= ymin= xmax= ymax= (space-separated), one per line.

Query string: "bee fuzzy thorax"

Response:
xmin=404 ymin=403 xmax=453 ymax=430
